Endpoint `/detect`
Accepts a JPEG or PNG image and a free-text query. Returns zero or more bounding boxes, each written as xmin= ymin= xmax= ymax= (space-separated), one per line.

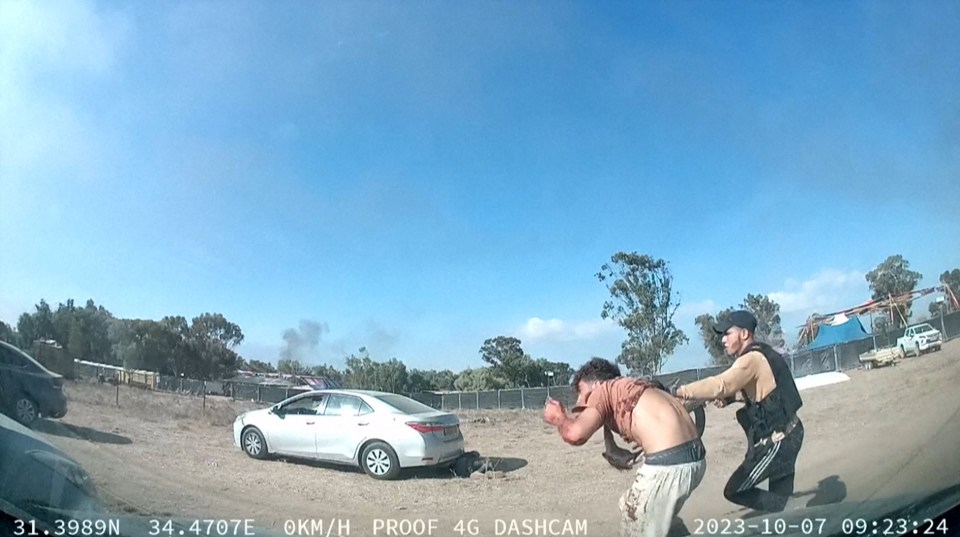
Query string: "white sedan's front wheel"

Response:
xmin=242 ymin=427 xmax=269 ymax=460
xmin=361 ymin=441 xmax=401 ymax=480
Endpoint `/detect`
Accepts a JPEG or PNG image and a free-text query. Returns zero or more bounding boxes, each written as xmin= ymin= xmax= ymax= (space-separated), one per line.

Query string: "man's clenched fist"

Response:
xmin=543 ymin=399 xmax=565 ymax=426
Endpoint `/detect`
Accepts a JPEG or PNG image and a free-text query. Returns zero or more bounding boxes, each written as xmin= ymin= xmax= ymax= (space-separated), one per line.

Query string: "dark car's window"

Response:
xmin=0 ymin=344 xmax=46 ymax=375
xmin=323 ymin=394 xmax=363 ymax=417
xmin=281 ymin=395 xmax=324 ymax=415
xmin=374 ymin=394 xmax=437 ymax=415
xmin=0 ymin=345 xmax=29 ymax=368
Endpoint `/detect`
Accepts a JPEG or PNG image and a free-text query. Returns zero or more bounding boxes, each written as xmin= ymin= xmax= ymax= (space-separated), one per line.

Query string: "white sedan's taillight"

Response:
xmin=406 ymin=422 xmax=445 ymax=434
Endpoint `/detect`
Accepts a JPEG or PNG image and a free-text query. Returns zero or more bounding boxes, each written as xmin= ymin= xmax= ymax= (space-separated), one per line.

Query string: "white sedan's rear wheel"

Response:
xmin=361 ymin=441 xmax=401 ymax=480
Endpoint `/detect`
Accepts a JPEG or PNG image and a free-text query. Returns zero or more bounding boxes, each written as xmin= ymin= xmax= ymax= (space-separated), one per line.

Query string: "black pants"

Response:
xmin=724 ymin=421 xmax=804 ymax=513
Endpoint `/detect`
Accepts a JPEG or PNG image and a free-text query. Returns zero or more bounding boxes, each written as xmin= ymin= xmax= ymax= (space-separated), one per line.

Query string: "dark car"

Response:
xmin=0 ymin=411 xmax=102 ymax=535
xmin=0 ymin=412 xmax=281 ymax=537
xmin=0 ymin=341 xmax=68 ymax=426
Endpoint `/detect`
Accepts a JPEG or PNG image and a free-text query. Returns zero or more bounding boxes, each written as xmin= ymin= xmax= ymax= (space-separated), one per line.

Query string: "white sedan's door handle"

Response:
xmin=305 ymin=421 xmax=315 ymax=425
xmin=357 ymin=422 xmax=369 ymax=426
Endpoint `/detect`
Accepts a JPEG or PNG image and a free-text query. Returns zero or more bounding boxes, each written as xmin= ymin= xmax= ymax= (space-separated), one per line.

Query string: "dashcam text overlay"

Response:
xmin=282 ymin=518 xmax=589 ymax=536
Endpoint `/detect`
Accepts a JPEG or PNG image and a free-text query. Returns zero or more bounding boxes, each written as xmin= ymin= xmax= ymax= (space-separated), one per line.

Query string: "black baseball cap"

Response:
xmin=713 ymin=310 xmax=758 ymax=334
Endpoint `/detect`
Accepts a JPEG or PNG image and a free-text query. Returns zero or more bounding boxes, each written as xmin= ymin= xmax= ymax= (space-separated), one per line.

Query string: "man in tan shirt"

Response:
xmin=544 ymin=358 xmax=706 ymax=537
xmin=673 ymin=310 xmax=805 ymax=514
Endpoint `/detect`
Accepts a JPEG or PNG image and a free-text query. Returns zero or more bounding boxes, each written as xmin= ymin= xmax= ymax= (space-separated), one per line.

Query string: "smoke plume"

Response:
xmin=280 ymin=320 xmax=329 ymax=363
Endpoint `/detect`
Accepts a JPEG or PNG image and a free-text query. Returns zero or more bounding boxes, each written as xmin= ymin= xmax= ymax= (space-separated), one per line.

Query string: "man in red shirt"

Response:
xmin=544 ymin=358 xmax=706 ymax=537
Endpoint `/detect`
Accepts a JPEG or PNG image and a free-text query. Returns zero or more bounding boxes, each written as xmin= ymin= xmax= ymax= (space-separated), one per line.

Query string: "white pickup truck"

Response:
xmin=897 ymin=323 xmax=943 ymax=357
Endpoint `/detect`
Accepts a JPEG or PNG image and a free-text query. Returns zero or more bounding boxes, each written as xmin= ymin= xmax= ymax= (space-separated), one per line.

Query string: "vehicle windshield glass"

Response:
xmin=2 ymin=3 xmax=959 ymax=536
xmin=374 ymin=394 xmax=438 ymax=415
xmin=1 ymin=343 xmax=48 ymax=374
xmin=280 ymin=395 xmax=323 ymax=414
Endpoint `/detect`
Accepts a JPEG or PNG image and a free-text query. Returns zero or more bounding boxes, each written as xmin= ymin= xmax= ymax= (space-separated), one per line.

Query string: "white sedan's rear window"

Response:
xmin=375 ymin=394 xmax=437 ymax=414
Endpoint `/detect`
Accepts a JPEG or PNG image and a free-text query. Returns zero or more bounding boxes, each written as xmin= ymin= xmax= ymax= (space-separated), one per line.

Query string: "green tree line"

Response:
xmin=255 ymin=341 xmax=574 ymax=394
xmin=2 ymin=254 xmax=953 ymax=391
xmin=692 ymin=256 xmax=958 ymax=365
xmin=0 ymin=299 xmax=573 ymax=393
xmin=1 ymin=299 xmax=244 ymax=380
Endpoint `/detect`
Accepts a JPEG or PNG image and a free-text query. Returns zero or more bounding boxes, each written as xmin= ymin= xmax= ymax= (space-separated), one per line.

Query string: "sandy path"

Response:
xmin=32 ymin=340 xmax=960 ymax=536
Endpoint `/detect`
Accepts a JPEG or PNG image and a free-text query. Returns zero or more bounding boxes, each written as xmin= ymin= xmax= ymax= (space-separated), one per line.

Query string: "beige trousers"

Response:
xmin=618 ymin=459 xmax=706 ymax=537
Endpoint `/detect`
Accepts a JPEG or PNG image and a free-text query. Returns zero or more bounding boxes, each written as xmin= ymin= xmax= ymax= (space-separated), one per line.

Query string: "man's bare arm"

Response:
xmin=547 ymin=404 xmax=604 ymax=446
xmin=602 ymin=426 xmax=642 ymax=469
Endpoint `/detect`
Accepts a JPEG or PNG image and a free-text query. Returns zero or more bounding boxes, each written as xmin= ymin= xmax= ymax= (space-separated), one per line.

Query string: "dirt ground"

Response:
xmin=30 ymin=340 xmax=960 ymax=536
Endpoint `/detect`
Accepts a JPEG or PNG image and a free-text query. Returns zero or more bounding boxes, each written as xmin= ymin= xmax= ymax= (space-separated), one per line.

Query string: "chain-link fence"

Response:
xmin=70 ymin=311 xmax=960 ymax=411
xmin=410 ymin=311 xmax=960 ymax=411
xmin=229 ymin=382 xmax=310 ymax=404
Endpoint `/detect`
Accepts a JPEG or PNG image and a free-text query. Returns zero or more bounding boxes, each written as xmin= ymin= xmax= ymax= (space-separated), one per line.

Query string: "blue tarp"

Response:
xmin=807 ymin=317 xmax=868 ymax=349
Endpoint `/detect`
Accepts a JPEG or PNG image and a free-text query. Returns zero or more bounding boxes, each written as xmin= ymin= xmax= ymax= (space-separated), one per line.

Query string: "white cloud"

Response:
xmin=0 ymin=0 xmax=131 ymax=188
xmin=516 ymin=317 xmax=619 ymax=343
xmin=769 ymin=269 xmax=868 ymax=314
xmin=0 ymin=1 xmax=125 ymax=77
xmin=0 ymin=0 xmax=133 ymax=247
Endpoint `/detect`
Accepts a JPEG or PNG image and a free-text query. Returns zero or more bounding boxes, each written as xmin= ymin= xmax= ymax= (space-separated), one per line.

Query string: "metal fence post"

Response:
xmin=476 ymin=391 xmax=479 ymax=410
xmin=202 ymin=381 xmax=206 ymax=414
xmin=833 ymin=345 xmax=840 ymax=372
xmin=257 ymin=385 xmax=261 ymax=403
xmin=790 ymin=354 xmax=796 ymax=374
xmin=458 ymin=392 xmax=462 ymax=410
xmin=497 ymin=390 xmax=501 ymax=409
xmin=521 ymin=388 xmax=525 ymax=410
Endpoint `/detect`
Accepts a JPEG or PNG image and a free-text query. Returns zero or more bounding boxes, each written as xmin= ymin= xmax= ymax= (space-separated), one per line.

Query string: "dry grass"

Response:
xmin=64 ymin=380 xmax=264 ymax=428
xmin=64 ymin=382 xmax=542 ymax=429
xmin=39 ymin=343 xmax=960 ymax=535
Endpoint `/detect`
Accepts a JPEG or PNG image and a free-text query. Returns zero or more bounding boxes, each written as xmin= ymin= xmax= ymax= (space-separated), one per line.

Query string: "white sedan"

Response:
xmin=233 ymin=389 xmax=464 ymax=480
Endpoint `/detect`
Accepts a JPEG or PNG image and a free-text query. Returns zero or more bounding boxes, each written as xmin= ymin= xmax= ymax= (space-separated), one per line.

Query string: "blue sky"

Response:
xmin=1 ymin=1 xmax=958 ymax=375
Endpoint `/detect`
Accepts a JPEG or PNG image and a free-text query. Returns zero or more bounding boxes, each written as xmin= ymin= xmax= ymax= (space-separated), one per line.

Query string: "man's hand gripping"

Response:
xmin=602 ymin=426 xmax=642 ymax=470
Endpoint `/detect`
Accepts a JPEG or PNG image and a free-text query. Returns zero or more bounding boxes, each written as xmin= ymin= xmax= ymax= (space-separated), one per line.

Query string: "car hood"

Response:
xmin=237 ymin=407 xmax=272 ymax=422
xmin=0 ymin=507 xmax=289 ymax=537
xmin=0 ymin=413 xmax=103 ymax=524
xmin=731 ymin=484 xmax=960 ymax=536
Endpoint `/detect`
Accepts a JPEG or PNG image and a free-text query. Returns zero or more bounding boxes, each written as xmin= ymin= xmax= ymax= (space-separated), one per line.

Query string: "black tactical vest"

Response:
xmin=735 ymin=342 xmax=803 ymax=443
